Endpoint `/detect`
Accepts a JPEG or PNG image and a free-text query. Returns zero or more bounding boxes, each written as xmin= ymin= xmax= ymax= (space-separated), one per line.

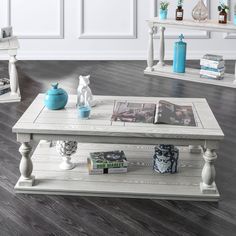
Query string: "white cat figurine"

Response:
xmin=77 ymin=75 xmax=96 ymax=107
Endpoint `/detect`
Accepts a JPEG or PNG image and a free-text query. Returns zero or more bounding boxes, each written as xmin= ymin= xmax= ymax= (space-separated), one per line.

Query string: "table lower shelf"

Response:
xmin=0 ymin=91 xmax=21 ymax=103
xmin=144 ymin=65 xmax=236 ymax=88
xmin=15 ymin=143 xmax=219 ymax=201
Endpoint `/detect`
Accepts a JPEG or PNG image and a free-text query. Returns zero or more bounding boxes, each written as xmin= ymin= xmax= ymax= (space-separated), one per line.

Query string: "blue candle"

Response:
xmin=173 ymin=34 xmax=187 ymax=73
xmin=78 ymin=106 xmax=91 ymax=119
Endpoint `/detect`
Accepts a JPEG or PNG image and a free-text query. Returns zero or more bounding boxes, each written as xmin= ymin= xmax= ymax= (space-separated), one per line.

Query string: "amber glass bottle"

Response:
xmin=176 ymin=6 xmax=184 ymax=21
xmin=219 ymin=9 xmax=227 ymax=24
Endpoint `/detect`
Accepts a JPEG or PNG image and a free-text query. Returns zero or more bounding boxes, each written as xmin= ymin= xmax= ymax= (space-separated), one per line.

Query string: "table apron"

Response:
xmin=16 ymin=133 xmax=219 ymax=149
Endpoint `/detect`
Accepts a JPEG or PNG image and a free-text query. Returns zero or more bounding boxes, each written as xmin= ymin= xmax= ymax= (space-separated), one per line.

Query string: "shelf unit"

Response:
xmin=144 ymin=19 xmax=236 ymax=88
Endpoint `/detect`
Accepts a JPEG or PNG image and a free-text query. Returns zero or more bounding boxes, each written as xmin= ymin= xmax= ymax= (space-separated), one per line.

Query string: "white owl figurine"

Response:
xmin=77 ymin=75 xmax=96 ymax=107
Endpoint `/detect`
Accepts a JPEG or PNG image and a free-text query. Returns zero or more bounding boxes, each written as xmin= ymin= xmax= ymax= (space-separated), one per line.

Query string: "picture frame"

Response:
xmin=0 ymin=26 xmax=13 ymax=39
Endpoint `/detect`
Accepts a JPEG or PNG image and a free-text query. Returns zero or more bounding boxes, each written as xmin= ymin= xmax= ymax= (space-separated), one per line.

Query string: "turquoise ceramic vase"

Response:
xmin=234 ymin=15 xmax=236 ymax=25
xmin=44 ymin=83 xmax=68 ymax=110
xmin=173 ymin=34 xmax=187 ymax=73
xmin=159 ymin=9 xmax=168 ymax=20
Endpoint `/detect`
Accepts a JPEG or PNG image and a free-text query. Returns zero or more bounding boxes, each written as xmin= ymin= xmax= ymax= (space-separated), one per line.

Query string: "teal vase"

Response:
xmin=44 ymin=83 xmax=68 ymax=110
xmin=173 ymin=34 xmax=187 ymax=73
xmin=234 ymin=15 xmax=236 ymax=25
xmin=159 ymin=9 xmax=168 ymax=20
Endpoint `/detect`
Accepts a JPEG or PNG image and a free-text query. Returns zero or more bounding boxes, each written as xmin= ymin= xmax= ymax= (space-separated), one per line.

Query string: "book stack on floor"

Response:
xmin=200 ymin=54 xmax=225 ymax=80
xmin=87 ymin=150 xmax=128 ymax=175
xmin=0 ymin=78 xmax=10 ymax=95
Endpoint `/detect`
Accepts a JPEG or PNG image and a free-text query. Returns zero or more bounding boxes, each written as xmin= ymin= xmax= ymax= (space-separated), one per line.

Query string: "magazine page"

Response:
xmin=154 ymin=100 xmax=196 ymax=127
xmin=111 ymin=102 xmax=156 ymax=123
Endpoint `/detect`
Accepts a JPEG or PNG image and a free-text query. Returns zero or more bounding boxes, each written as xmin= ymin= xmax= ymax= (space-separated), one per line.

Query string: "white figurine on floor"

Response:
xmin=77 ymin=75 xmax=96 ymax=107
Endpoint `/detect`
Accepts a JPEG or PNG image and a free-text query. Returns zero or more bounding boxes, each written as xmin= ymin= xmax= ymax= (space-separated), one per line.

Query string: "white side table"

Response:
xmin=0 ymin=36 xmax=21 ymax=103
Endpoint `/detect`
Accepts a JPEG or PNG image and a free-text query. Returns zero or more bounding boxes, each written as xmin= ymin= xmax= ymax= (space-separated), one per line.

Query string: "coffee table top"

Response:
xmin=12 ymin=94 xmax=224 ymax=140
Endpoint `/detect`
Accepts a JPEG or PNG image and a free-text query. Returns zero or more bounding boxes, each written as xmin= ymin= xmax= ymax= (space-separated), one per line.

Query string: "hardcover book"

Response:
xmin=87 ymin=150 xmax=128 ymax=175
xmin=154 ymin=100 xmax=196 ymax=127
xmin=111 ymin=102 xmax=156 ymax=123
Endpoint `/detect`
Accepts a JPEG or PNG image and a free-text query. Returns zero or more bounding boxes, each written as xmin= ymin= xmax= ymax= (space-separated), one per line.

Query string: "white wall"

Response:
xmin=0 ymin=0 xmax=236 ymax=60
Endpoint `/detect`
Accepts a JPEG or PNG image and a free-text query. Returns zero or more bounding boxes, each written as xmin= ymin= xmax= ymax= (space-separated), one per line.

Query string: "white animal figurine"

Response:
xmin=77 ymin=75 xmax=96 ymax=107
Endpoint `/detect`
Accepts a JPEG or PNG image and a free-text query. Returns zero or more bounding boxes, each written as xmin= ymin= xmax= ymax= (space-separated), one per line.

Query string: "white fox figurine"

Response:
xmin=77 ymin=75 xmax=95 ymax=107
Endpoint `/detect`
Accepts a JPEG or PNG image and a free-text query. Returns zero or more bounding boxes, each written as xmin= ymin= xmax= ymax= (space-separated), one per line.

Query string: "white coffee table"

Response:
xmin=12 ymin=94 xmax=224 ymax=201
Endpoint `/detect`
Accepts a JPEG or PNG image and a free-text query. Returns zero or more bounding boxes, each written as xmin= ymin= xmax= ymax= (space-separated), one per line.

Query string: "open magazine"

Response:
xmin=154 ymin=100 xmax=196 ymax=126
xmin=111 ymin=100 xmax=196 ymax=127
xmin=111 ymin=102 xmax=155 ymax=123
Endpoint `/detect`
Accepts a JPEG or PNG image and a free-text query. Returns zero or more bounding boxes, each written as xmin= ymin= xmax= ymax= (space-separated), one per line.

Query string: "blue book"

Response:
xmin=201 ymin=66 xmax=225 ymax=73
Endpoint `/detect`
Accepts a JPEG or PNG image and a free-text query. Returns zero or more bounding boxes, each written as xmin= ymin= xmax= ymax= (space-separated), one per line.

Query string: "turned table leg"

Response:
xmin=18 ymin=142 xmax=35 ymax=186
xmin=146 ymin=24 xmax=155 ymax=71
xmin=234 ymin=61 xmax=236 ymax=84
xmin=189 ymin=145 xmax=202 ymax=154
xmin=157 ymin=26 xmax=166 ymax=67
xmin=9 ymin=55 xmax=19 ymax=96
xmin=200 ymin=148 xmax=217 ymax=194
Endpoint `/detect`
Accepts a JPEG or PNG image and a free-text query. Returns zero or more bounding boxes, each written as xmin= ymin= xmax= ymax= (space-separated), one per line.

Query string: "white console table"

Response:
xmin=144 ymin=19 xmax=236 ymax=88
xmin=0 ymin=36 xmax=21 ymax=103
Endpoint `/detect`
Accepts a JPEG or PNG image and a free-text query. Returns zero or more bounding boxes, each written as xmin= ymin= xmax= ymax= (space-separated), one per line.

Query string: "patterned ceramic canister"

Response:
xmin=56 ymin=141 xmax=78 ymax=170
xmin=153 ymin=144 xmax=179 ymax=174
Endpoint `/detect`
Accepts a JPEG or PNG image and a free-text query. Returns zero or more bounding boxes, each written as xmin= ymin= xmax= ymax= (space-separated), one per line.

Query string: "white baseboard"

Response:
xmin=0 ymin=50 xmax=236 ymax=60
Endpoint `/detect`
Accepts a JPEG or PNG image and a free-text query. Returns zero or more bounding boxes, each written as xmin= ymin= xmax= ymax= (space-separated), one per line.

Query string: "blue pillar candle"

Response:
xmin=153 ymin=144 xmax=179 ymax=174
xmin=78 ymin=106 xmax=91 ymax=119
xmin=173 ymin=34 xmax=187 ymax=73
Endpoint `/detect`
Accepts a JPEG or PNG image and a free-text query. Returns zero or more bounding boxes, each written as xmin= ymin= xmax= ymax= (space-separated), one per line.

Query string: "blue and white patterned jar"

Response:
xmin=153 ymin=144 xmax=179 ymax=174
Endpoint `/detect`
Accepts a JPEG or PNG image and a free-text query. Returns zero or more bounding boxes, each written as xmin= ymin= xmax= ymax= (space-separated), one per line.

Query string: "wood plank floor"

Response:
xmin=1 ymin=60 xmax=236 ymax=236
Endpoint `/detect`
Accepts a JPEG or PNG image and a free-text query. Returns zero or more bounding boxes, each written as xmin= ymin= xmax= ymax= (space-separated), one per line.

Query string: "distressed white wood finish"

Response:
xmin=13 ymin=95 xmax=224 ymax=200
xmin=15 ymin=144 xmax=220 ymax=201
xmin=18 ymin=142 xmax=34 ymax=186
xmin=0 ymin=36 xmax=20 ymax=103
xmin=145 ymin=19 xmax=236 ymax=88
xmin=146 ymin=24 xmax=154 ymax=71
xmin=157 ymin=26 xmax=165 ymax=67
xmin=144 ymin=65 xmax=236 ymax=88
xmin=149 ymin=18 xmax=236 ymax=33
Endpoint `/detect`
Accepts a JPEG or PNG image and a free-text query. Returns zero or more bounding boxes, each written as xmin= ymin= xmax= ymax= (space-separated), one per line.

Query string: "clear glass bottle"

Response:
xmin=176 ymin=6 xmax=184 ymax=21
xmin=192 ymin=0 xmax=208 ymax=22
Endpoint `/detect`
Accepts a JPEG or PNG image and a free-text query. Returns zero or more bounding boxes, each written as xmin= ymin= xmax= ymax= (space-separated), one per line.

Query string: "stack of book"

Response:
xmin=200 ymin=54 xmax=225 ymax=80
xmin=87 ymin=150 xmax=128 ymax=175
xmin=0 ymin=78 xmax=10 ymax=95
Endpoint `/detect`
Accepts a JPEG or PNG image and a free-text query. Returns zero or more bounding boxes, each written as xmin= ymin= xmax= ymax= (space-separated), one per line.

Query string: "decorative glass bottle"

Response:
xmin=219 ymin=9 xmax=227 ymax=24
xmin=192 ymin=0 xmax=208 ymax=22
xmin=176 ymin=0 xmax=184 ymax=21
xmin=176 ymin=6 xmax=184 ymax=21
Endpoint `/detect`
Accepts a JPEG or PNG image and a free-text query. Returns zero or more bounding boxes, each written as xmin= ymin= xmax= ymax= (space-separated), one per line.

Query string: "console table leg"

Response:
xmin=234 ymin=61 xmax=236 ymax=84
xmin=146 ymin=24 xmax=154 ymax=71
xmin=9 ymin=55 xmax=19 ymax=95
xmin=200 ymin=148 xmax=217 ymax=194
xmin=19 ymin=142 xmax=35 ymax=186
xmin=189 ymin=145 xmax=202 ymax=154
xmin=157 ymin=26 xmax=166 ymax=67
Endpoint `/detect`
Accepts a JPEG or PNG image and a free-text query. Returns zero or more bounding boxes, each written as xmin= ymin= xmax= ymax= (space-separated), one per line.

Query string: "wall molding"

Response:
xmin=0 ymin=50 xmax=235 ymax=60
xmin=8 ymin=0 xmax=64 ymax=39
xmin=153 ymin=0 xmax=210 ymax=39
xmin=78 ymin=0 xmax=137 ymax=39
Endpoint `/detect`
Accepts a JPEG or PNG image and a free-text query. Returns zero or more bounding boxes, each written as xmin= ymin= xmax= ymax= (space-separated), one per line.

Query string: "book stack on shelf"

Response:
xmin=87 ymin=150 xmax=128 ymax=175
xmin=200 ymin=54 xmax=225 ymax=80
xmin=0 ymin=78 xmax=10 ymax=95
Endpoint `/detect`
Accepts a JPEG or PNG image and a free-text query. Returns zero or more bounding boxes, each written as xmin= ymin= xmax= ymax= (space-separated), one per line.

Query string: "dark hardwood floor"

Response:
xmin=0 ymin=60 xmax=236 ymax=236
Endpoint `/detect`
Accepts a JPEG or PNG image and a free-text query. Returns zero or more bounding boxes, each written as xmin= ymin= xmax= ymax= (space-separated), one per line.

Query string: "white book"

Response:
xmin=89 ymin=167 xmax=128 ymax=175
xmin=200 ymin=69 xmax=224 ymax=77
xmin=200 ymin=59 xmax=225 ymax=69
